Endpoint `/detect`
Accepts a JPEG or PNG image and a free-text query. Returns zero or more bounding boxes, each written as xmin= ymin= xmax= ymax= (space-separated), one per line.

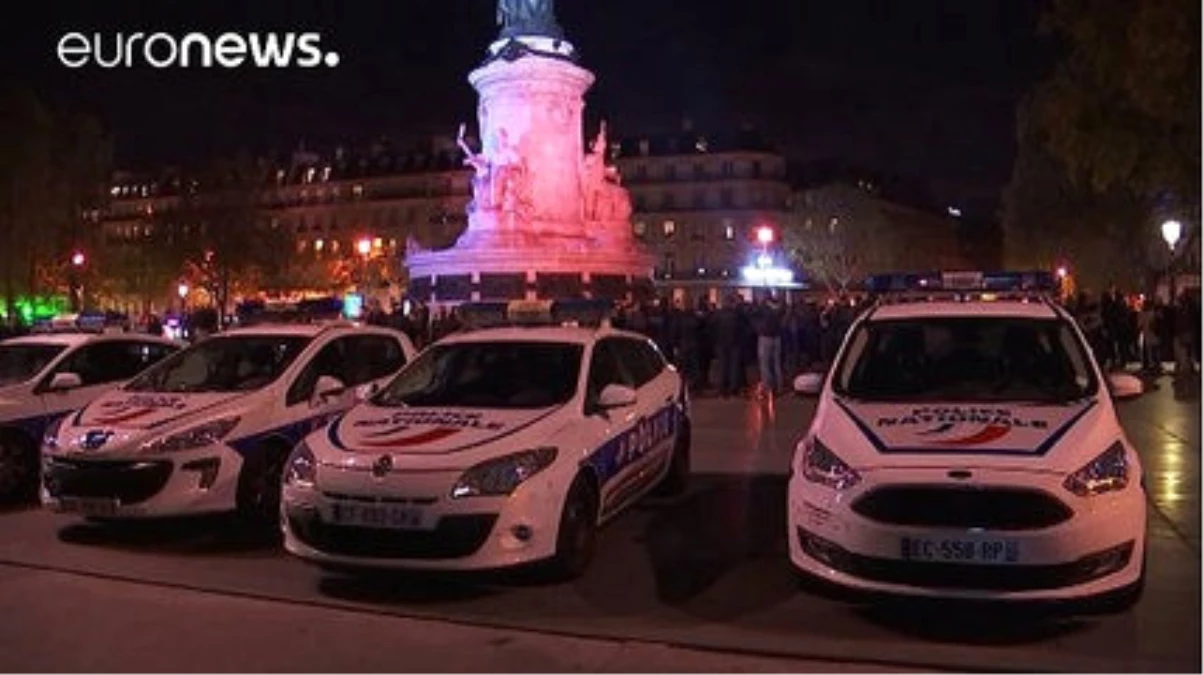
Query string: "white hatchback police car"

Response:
xmin=0 ymin=328 xmax=179 ymax=501
xmin=789 ymin=272 xmax=1147 ymax=608
xmin=282 ymin=300 xmax=690 ymax=579
xmin=41 ymin=321 xmax=416 ymax=523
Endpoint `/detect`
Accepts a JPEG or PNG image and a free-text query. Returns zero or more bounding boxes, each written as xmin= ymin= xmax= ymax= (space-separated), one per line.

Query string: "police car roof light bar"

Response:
xmin=458 ymin=299 xmax=614 ymax=330
xmin=864 ymin=270 xmax=1061 ymax=305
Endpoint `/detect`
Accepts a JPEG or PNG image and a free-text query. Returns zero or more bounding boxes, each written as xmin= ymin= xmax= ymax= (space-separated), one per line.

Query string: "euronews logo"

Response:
xmin=57 ymin=32 xmax=341 ymax=69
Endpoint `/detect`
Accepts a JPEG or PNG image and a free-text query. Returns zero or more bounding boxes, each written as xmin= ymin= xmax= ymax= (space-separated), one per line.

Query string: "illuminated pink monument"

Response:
xmin=406 ymin=0 xmax=655 ymax=304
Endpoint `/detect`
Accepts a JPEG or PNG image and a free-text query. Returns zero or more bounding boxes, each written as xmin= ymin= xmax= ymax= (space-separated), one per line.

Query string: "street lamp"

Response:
xmin=71 ymin=251 xmax=86 ymax=267
xmin=1162 ymin=219 xmax=1183 ymax=302
xmin=178 ymin=283 xmax=189 ymax=300
xmin=756 ymin=226 xmax=774 ymax=246
xmin=68 ymin=251 xmax=85 ymax=312
xmin=356 ymin=237 xmax=372 ymax=257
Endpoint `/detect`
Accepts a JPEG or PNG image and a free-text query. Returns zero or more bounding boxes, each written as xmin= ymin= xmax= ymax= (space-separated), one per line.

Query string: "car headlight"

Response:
xmin=450 ymin=447 xmax=558 ymax=499
xmin=283 ymin=441 xmax=317 ymax=489
xmin=139 ymin=416 xmax=241 ymax=454
xmin=1063 ymin=441 xmax=1129 ymax=497
xmin=42 ymin=415 xmax=67 ymax=452
xmin=800 ymin=437 xmax=861 ymax=490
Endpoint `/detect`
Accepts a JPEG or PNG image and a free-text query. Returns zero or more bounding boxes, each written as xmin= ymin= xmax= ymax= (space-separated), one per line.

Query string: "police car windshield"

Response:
xmin=126 ymin=335 xmax=311 ymax=393
xmin=376 ymin=341 xmax=583 ymax=409
xmin=0 ymin=343 xmax=67 ymax=386
xmin=833 ymin=317 xmax=1098 ymax=403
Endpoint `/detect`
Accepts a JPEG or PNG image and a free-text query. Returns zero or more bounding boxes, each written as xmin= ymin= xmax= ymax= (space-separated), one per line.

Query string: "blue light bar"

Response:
xmin=864 ymin=271 xmax=1058 ymax=294
xmin=458 ymin=299 xmax=613 ymax=329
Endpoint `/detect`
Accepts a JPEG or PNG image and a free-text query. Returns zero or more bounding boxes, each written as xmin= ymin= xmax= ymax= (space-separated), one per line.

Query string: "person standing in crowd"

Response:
xmin=1138 ymin=298 xmax=1162 ymax=375
xmin=709 ymin=294 xmax=744 ymax=398
xmin=673 ymin=298 xmax=703 ymax=391
xmin=694 ymin=298 xmax=714 ymax=392
xmin=754 ymin=297 xmax=784 ymax=397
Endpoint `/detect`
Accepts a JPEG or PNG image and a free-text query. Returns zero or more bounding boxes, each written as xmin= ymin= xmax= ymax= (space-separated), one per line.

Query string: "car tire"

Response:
xmin=548 ymin=472 xmax=599 ymax=581
xmin=654 ymin=422 xmax=691 ymax=498
xmin=236 ymin=441 xmax=290 ymax=529
xmin=0 ymin=430 xmax=37 ymax=504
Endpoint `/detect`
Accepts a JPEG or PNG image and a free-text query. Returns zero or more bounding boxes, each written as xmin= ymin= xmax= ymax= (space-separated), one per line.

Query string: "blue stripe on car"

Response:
xmin=228 ymin=412 xmax=343 ymax=457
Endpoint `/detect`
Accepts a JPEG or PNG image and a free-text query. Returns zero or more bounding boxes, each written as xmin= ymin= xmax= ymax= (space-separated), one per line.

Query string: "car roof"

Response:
xmin=221 ymin=322 xmax=412 ymax=341
xmin=867 ymin=300 xmax=1062 ymax=321
xmin=438 ymin=325 xmax=647 ymax=347
xmin=1 ymin=332 xmax=179 ymax=348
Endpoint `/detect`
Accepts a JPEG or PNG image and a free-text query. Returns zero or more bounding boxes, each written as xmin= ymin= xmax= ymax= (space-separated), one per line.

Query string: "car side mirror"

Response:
xmin=312 ymin=375 xmax=348 ymax=405
xmin=793 ymin=372 xmax=825 ymax=396
xmin=592 ymin=384 xmax=637 ymax=415
xmin=1107 ymin=372 xmax=1143 ymax=401
xmin=46 ymin=372 xmax=83 ymax=392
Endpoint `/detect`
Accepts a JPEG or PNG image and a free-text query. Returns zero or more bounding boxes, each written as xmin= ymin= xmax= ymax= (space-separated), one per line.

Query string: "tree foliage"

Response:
xmin=783 ymin=184 xmax=901 ymax=294
xmin=1032 ymin=0 xmax=1200 ymax=203
xmin=0 ymin=87 xmax=112 ymax=322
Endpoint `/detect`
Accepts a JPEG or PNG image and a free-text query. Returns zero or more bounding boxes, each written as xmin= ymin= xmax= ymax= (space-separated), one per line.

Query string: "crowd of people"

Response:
xmin=1067 ymin=289 xmax=1201 ymax=384
xmin=7 ymin=286 xmax=1198 ymax=399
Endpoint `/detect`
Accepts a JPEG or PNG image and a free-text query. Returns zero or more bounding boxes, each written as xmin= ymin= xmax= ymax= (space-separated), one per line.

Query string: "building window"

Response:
xmin=314 ymin=239 xmax=325 ymax=252
xmin=722 ymin=161 xmax=733 ymax=177
xmin=305 ymin=167 xmax=316 ymax=184
xmin=693 ymin=163 xmax=705 ymax=178
xmin=663 ymin=253 xmax=676 ymax=277
xmin=693 ymin=190 xmax=705 ymax=209
xmin=634 ymin=195 xmax=647 ymax=211
xmin=352 ymin=184 xmax=364 ymax=198
xmin=635 ymin=164 xmax=647 ymax=180
xmin=639 ymin=140 xmax=650 ymax=156
xmin=663 ymin=220 xmax=676 ymax=237
xmin=721 ymin=188 xmax=733 ymax=207
xmin=633 ymin=221 xmax=647 ymax=238
xmin=663 ymin=192 xmax=676 ymax=210
xmin=752 ymin=161 xmax=762 ymax=178
xmin=664 ymin=164 xmax=676 ymax=180
xmin=723 ymin=219 xmax=735 ymax=240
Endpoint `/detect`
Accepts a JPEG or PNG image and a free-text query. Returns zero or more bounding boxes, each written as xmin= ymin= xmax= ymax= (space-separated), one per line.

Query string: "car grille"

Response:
xmin=798 ymin=528 xmax=1134 ymax=591
xmin=43 ymin=458 xmax=173 ymax=505
xmin=852 ymin=485 xmax=1073 ymax=531
xmin=289 ymin=512 xmax=497 ymax=560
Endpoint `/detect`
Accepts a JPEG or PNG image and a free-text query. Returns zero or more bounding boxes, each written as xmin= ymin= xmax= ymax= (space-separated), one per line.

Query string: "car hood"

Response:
xmin=74 ymin=390 xmax=246 ymax=431
xmin=321 ymin=404 xmax=563 ymax=463
xmin=824 ymin=397 xmax=1107 ymax=470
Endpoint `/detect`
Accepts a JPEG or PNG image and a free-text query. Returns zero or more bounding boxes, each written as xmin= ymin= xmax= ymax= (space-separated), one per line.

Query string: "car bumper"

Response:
xmin=41 ymin=445 xmax=244 ymax=518
xmin=281 ymin=466 xmax=563 ymax=571
xmin=786 ymin=467 xmax=1146 ymax=601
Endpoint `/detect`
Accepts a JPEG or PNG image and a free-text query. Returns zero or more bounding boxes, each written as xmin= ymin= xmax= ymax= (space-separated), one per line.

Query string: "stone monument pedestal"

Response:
xmin=406 ymin=34 xmax=654 ymax=305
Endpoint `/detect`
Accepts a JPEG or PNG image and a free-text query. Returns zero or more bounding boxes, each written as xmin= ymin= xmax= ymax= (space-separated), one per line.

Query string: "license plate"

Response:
xmin=58 ymin=497 xmax=119 ymax=517
xmin=330 ymin=502 xmax=428 ymax=530
xmin=900 ymin=536 xmax=1020 ymax=564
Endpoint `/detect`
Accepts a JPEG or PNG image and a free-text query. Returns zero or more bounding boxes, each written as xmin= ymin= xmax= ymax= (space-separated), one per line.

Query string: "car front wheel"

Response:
xmin=547 ymin=472 xmax=599 ymax=581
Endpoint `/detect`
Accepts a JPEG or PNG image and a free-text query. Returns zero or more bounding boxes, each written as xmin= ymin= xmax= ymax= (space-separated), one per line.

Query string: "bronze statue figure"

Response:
xmin=496 ymin=0 xmax=564 ymax=40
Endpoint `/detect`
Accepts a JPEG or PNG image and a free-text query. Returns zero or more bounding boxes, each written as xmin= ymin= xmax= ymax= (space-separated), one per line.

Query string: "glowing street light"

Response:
xmin=177 ymin=283 xmax=189 ymax=299
xmin=70 ymin=251 xmax=85 ymax=266
xmin=756 ymin=226 xmax=774 ymax=245
xmin=356 ymin=237 xmax=372 ymax=256
xmin=1162 ymin=219 xmax=1182 ymax=251
xmin=1055 ymin=265 xmax=1068 ymax=280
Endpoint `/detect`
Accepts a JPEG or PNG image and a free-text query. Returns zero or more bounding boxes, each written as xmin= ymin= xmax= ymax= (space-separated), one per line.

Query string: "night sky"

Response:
xmin=0 ymin=0 xmax=1052 ymax=218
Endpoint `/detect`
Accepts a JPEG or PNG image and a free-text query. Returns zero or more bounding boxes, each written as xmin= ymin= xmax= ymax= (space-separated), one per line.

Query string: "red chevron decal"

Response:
xmin=357 ymin=427 xmax=462 ymax=448
xmin=932 ymin=424 xmax=1011 ymax=446
xmin=94 ymin=407 xmax=156 ymax=425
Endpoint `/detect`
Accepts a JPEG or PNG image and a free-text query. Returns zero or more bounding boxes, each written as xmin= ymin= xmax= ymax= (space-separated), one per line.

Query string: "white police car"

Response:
xmin=282 ymin=300 xmax=690 ymax=579
xmin=0 ymin=328 xmax=179 ymax=501
xmin=41 ymin=321 xmax=416 ymax=523
xmin=789 ymin=271 xmax=1147 ymax=608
